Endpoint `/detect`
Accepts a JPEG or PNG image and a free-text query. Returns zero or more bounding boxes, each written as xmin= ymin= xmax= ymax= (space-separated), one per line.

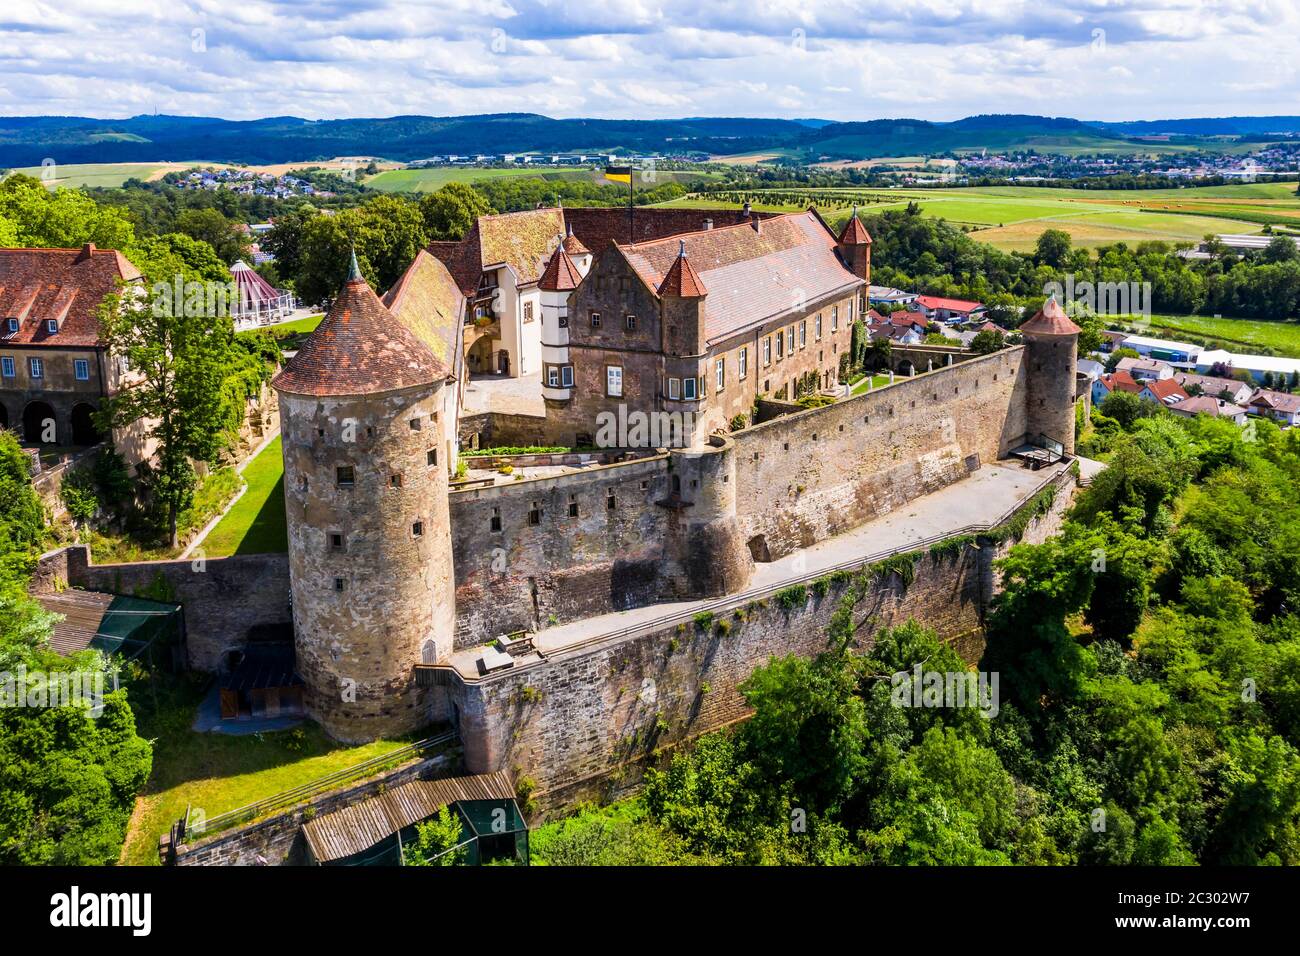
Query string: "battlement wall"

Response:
xmin=731 ymin=347 xmax=1029 ymax=559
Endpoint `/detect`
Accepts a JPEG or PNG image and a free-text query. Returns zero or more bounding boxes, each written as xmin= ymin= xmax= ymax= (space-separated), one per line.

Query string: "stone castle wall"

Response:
xmin=447 ymin=463 xmax=1076 ymax=812
xmin=731 ymin=347 xmax=1029 ymax=559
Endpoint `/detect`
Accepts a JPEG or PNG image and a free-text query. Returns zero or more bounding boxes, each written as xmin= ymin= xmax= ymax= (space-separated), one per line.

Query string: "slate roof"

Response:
xmin=618 ymin=211 xmax=861 ymax=344
xmin=273 ymin=268 xmax=449 ymax=397
xmin=1019 ymin=297 xmax=1082 ymax=336
xmin=0 ymin=243 xmax=142 ymax=348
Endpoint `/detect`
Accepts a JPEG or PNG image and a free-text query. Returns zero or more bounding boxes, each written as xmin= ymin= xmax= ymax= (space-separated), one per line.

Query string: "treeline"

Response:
xmin=862 ymin=204 xmax=1300 ymax=325
xmin=532 ymin=409 xmax=1300 ymax=866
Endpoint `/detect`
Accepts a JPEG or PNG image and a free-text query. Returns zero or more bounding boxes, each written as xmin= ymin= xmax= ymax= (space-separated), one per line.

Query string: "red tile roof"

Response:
xmin=0 ymin=244 xmax=141 ymax=348
xmin=618 ymin=211 xmax=861 ymax=344
xmin=538 ymin=246 xmax=583 ymax=292
xmin=273 ymin=268 xmax=449 ymax=397
xmin=916 ymin=294 xmax=984 ymax=313
xmin=838 ymin=210 xmax=872 ymax=246
xmin=1019 ymin=297 xmax=1082 ymax=336
xmin=561 ymin=222 xmax=589 ymax=256
xmin=1143 ymin=378 xmax=1188 ymax=402
xmin=656 ymin=241 xmax=707 ymax=298
xmin=1099 ymin=370 xmax=1142 ymax=394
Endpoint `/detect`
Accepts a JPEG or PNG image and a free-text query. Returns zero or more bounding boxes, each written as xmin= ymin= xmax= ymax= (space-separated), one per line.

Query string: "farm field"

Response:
xmin=662 ymin=181 xmax=1295 ymax=250
xmin=1138 ymin=313 xmax=1300 ymax=358
xmin=8 ymin=162 xmax=177 ymax=188
xmin=364 ymin=165 xmax=722 ymax=192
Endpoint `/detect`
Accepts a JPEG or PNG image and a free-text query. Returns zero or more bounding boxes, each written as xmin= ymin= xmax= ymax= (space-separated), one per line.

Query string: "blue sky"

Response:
xmin=1 ymin=0 xmax=1297 ymax=121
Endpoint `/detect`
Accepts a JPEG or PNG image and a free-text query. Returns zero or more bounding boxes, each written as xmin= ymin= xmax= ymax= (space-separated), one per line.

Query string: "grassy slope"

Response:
xmin=200 ymin=435 xmax=287 ymax=556
xmin=121 ymin=678 xmax=407 ymax=865
xmin=1141 ymin=314 xmax=1300 ymax=357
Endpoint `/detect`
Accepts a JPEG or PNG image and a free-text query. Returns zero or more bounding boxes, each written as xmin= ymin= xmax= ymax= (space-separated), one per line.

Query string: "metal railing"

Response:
xmin=180 ymin=731 xmax=456 ymax=842
xmin=440 ymin=463 xmax=1074 ymax=683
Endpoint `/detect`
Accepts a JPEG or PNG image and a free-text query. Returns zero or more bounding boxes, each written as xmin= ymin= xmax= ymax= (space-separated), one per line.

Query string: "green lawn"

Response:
xmin=121 ymin=676 xmax=410 ymax=865
xmin=850 ymin=373 xmax=894 ymax=396
xmin=200 ymin=436 xmax=288 ymax=556
xmin=269 ymin=314 xmax=324 ymax=337
xmin=1139 ymin=314 xmax=1300 ymax=358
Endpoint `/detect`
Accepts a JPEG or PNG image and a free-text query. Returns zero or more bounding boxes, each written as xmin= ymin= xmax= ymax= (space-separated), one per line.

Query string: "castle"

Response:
xmin=269 ymin=206 xmax=1081 ymax=750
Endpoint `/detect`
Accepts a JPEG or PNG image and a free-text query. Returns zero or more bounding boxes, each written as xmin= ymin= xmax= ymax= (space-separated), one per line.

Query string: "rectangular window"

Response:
xmin=29 ymin=358 xmax=43 ymax=379
xmin=738 ymin=347 xmax=747 ymax=378
xmin=568 ymin=495 xmax=579 ymax=518
xmin=763 ymin=337 xmax=771 ymax=365
xmin=561 ymin=365 xmax=573 ymax=387
xmin=490 ymin=507 xmax=502 ymax=532
xmin=1 ymin=357 xmax=14 ymax=378
xmin=776 ymin=334 xmax=783 ymax=360
xmin=528 ymin=502 xmax=541 ymax=526
xmin=625 ymin=314 xmax=636 ymax=331
xmin=333 ymin=577 xmax=346 ymax=592
xmin=558 ymin=313 xmax=568 ymax=329
xmin=799 ymin=321 xmax=806 ymax=348
xmin=547 ymin=366 xmax=559 ymax=387
xmin=607 ymin=491 xmax=616 ymax=510
xmin=336 ymin=465 xmax=355 ymax=486
xmin=523 ymin=301 xmax=534 ymax=323
xmin=46 ymin=319 xmax=58 ymax=334
xmin=412 ymin=520 xmax=424 ymax=537
xmin=606 ymin=365 xmax=623 ymax=397
xmin=427 ymin=448 xmax=437 ymax=467
xmin=816 ymin=314 xmax=822 ymax=340
xmin=4 ymin=318 xmax=16 ymax=335
xmin=683 ymin=377 xmax=697 ymax=400
xmin=787 ymin=328 xmax=795 ymax=353
xmin=832 ymin=306 xmax=839 ymax=331
xmin=668 ymin=377 xmax=681 ymax=400
xmin=329 ymin=533 xmax=344 ymax=552
xmin=591 ymin=311 xmax=601 ymax=328
xmin=715 ymin=358 xmax=725 ymax=391
xmin=74 ymin=359 xmax=89 ymax=380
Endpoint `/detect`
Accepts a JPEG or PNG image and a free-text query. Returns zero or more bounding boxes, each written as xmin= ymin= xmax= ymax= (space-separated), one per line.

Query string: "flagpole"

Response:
xmin=628 ymin=170 xmax=634 ymax=243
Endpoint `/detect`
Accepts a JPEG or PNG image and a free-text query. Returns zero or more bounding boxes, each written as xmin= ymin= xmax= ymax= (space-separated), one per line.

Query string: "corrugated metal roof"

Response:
xmin=301 ymin=771 xmax=516 ymax=863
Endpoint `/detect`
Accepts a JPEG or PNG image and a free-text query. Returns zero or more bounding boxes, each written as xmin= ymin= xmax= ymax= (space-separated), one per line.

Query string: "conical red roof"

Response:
xmin=539 ymin=245 xmax=583 ymax=291
xmin=838 ymin=208 xmax=872 ymax=245
xmin=657 ymin=240 xmax=707 ymax=298
xmin=1020 ymin=296 xmax=1081 ymax=336
xmin=273 ymin=263 xmax=449 ymax=397
xmin=561 ymin=222 xmax=589 ymax=255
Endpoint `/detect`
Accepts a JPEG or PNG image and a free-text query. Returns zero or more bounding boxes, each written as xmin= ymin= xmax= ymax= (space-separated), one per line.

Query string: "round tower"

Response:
xmin=539 ymin=240 xmax=582 ymax=408
xmin=1019 ymin=296 xmax=1081 ymax=456
xmin=271 ymin=254 xmax=456 ymax=743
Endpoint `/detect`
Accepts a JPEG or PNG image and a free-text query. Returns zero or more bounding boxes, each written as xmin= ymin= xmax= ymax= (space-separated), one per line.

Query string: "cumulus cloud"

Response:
xmin=0 ymin=0 xmax=1296 ymax=120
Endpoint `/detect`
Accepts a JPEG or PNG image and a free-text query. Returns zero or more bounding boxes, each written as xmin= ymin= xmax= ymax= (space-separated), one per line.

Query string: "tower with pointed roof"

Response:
xmin=1019 ymin=295 xmax=1081 ymax=456
xmin=271 ymin=254 xmax=457 ymax=742
xmin=837 ymin=207 xmax=872 ymax=294
xmin=539 ymin=240 xmax=587 ymax=407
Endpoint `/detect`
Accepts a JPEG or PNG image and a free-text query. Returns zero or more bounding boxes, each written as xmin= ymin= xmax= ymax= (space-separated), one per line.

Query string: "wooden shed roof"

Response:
xmin=301 ymin=771 xmax=516 ymax=863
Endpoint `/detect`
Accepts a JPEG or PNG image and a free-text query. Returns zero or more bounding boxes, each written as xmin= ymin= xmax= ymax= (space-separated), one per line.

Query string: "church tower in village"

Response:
xmin=272 ymin=254 xmax=457 ymax=743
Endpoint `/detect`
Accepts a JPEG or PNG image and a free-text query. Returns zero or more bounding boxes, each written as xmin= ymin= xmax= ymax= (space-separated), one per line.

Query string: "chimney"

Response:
xmin=742 ymin=201 xmax=751 ymax=217
xmin=703 ymin=219 xmax=713 ymax=230
xmin=76 ymin=242 xmax=96 ymax=262
xmin=751 ymin=216 xmax=762 ymax=234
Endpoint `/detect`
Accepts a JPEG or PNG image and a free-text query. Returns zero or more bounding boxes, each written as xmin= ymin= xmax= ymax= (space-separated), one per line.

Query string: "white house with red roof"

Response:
xmin=914 ymin=294 xmax=986 ymax=324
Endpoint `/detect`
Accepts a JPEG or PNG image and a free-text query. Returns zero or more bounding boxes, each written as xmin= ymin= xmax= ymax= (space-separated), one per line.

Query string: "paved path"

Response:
xmin=451 ymin=459 xmax=1070 ymax=676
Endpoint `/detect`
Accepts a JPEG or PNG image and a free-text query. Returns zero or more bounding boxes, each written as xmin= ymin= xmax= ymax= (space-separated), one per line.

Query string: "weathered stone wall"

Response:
xmin=448 ymin=464 xmax=1077 ymax=813
xmin=279 ymin=383 xmax=456 ymax=743
xmin=458 ymin=410 xmax=552 ymax=450
xmin=32 ymin=545 xmax=292 ymax=673
xmin=450 ymin=542 xmax=991 ymax=806
xmin=449 ymin=453 xmax=676 ymax=644
xmin=730 ymin=346 xmax=1030 ymax=560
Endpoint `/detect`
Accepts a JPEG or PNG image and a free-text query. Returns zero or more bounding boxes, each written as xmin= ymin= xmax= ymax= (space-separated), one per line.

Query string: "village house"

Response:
xmin=1115 ymin=356 xmax=1175 ymax=382
xmin=868 ymin=285 xmax=918 ymax=308
xmin=867 ymin=309 xmax=927 ymax=344
xmin=0 ymin=243 xmax=155 ymax=465
xmin=1169 ymin=395 xmax=1250 ymax=425
xmin=544 ymin=208 xmax=871 ymax=447
xmin=1174 ymin=371 xmax=1254 ymax=405
xmin=1247 ymin=389 xmax=1300 ymax=427
xmin=1091 ymin=369 xmax=1142 ymax=406
xmin=1140 ymin=377 xmax=1189 ymax=406
xmin=914 ymin=294 xmax=986 ymax=325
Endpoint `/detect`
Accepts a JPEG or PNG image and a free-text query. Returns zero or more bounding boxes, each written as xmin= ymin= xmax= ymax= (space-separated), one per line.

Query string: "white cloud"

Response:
xmin=0 ymin=0 xmax=1296 ymax=121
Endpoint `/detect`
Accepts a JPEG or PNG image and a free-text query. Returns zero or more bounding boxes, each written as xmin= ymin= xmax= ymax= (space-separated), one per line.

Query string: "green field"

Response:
xmin=199 ymin=436 xmax=287 ymax=556
xmin=662 ymin=181 xmax=1294 ymax=251
xmin=7 ymin=162 xmax=172 ymax=189
xmin=1139 ymin=314 xmax=1300 ymax=358
xmin=364 ymin=165 xmax=598 ymax=192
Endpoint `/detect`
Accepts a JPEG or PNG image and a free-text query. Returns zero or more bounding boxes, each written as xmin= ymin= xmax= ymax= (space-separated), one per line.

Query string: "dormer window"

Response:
xmin=5 ymin=319 xmax=16 ymax=335
xmin=46 ymin=319 xmax=58 ymax=335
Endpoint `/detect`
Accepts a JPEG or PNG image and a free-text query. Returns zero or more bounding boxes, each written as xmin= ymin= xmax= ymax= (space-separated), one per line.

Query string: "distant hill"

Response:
xmin=1 ymin=111 xmax=1297 ymax=168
